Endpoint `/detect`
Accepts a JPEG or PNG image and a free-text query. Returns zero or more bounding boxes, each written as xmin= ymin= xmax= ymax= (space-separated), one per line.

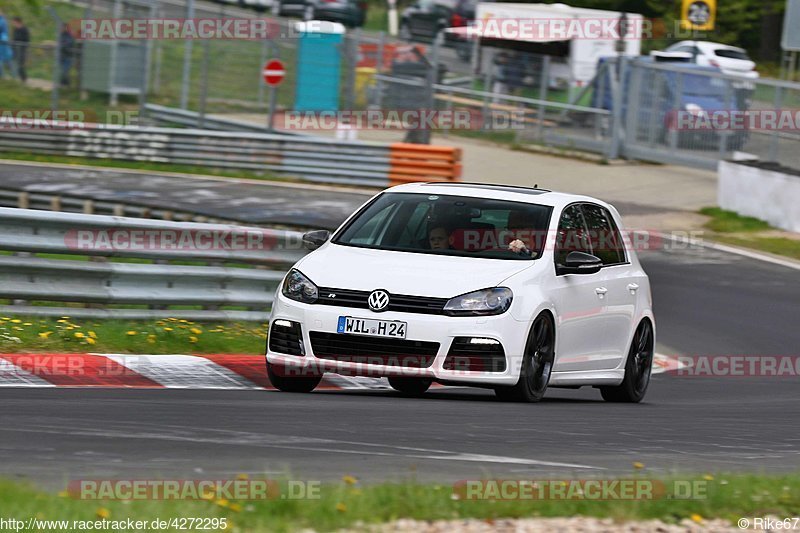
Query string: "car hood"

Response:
xmin=295 ymin=243 xmax=535 ymax=298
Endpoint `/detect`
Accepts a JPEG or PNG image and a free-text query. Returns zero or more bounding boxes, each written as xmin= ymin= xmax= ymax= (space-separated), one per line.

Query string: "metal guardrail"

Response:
xmin=144 ymin=104 xmax=307 ymax=135
xmin=0 ymin=121 xmax=461 ymax=187
xmin=0 ymin=207 xmax=306 ymax=321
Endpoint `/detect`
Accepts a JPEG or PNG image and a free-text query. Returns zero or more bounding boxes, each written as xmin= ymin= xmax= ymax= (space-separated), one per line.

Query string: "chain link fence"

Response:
xmin=13 ymin=1 xmax=800 ymax=172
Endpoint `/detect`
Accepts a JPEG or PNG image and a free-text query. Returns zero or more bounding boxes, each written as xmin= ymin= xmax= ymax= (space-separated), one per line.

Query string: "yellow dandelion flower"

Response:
xmin=189 ymin=336 xmax=198 ymax=343
xmin=57 ymin=319 xmax=68 ymax=323
xmin=690 ymin=514 xmax=703 ymax=523
xmin=38 ymin=331 xmax=53 ymax=339
xmin=228 ymin=503 xmax=242 ymax=513
xmin=74 ymin=332 xmax=85 ymax=339
xmin=96 ymin=508 xmax=111 ymax=519
xmin=236 ymin=473 xmax=249 ymax=480
xmin=342 ymin=475 xmax=358 ymax=485
xmin=10 ymin=319 xmax=21 ymax=323
xmin=126 ymin=330 xmax=137 ymax=336
xmin=86 ymin=338 xmax=96 ymax=345
xmin=147 ymin=335 xmax=157 ymax=344
xmin=190 ymin=328 xmax=202 ymax=335
xmin=702 ymin=474 xmax=714 ymax=481
xmin=215 ymin=498 xmax=229 ymax=508
xmin=58 ymin=490 xmax=69 ymax=498
xmin=88 ymin=331 xmax=97 ymax=339
xmin=632 ymin=462 xmax=645 ymax=469
xmin=163 ymin=327 xmax=173 ymax=332
xmin=179 ymin=319 xmax=188 ymax=323
xmin=335 ymin=502 xmax=347 ymax=513
xmin=23 ymin=322 xmax=32 ymax=326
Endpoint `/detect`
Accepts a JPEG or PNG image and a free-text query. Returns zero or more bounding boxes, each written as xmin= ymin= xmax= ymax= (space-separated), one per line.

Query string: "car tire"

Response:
xmin=388 ymin=376 xmax=432 ymax=396
xmin=494 ymin=313 xmax=555 ymax=403
xmin=599 ymin=320 xmax=653 ymax=403
xmin=266 ymin=360 xmax=322 ymax=393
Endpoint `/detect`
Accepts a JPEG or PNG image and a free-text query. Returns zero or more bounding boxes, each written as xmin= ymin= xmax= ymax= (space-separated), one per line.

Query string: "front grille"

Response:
xmin=268 ymin=321 xmax=304 ymax=356
xmin=309 ymin=331 xmax=439 ymax=368
xmin=316 ymin=287 xmax=447 ymax=315
xmin=443 ymin=337 xmax=506 ymax=372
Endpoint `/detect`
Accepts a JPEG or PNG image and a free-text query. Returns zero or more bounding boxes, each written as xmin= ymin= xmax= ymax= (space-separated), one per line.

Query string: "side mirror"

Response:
xmin=302 ymin=230 xmax=330 ymax=250
xmin=557 ymin=251 xmax=602 ymax=275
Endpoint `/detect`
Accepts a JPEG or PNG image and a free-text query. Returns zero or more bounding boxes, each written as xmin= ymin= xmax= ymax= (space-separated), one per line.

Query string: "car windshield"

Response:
xmin=333 ymin=192 xmax=553 ymax=260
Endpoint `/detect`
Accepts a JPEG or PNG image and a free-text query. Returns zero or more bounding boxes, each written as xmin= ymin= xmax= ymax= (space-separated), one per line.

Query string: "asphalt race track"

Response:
xmin=1 ymin=164 xmax=798 ymax=486
xmin=0 ymin=162 xmax=369 ymax=229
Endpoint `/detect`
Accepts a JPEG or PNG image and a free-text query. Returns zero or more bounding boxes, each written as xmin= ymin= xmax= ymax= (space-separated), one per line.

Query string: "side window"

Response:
xmin=581 ymin=204 xmax=626 ymax=265
xmin=554 ymin=204 xmax=591 ymax=267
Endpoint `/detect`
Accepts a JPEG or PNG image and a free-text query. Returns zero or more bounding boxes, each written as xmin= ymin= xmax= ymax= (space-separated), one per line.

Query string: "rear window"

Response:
xmin=714 ymin=49 xmax=750 ymax=60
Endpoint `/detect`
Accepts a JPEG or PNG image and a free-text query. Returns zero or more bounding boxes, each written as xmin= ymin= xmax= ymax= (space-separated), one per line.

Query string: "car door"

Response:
xmin=415 ymin=0 xmax=445 ymax=40
xmin=550 ymin=204 xmax=610 ymax=372
xmin=581 ymin=203 xmax=636 ymax=370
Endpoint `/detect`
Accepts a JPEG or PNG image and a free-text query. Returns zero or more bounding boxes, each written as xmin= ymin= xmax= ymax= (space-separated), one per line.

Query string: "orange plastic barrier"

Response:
xmin=388 ymin=143 xmax=462 ymax=186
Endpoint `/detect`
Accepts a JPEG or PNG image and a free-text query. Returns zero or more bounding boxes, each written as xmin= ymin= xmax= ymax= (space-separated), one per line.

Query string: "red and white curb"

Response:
xmin=0 ymin=353 xmax=686 ymax=389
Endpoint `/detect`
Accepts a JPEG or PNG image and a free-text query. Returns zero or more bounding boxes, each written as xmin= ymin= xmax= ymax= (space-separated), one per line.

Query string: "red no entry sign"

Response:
xmin=262 ymin=59 xmax=286 ymax=87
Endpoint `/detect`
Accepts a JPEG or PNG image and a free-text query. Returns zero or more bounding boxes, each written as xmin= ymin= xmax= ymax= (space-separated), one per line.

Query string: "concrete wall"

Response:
xmin=718 ymin=161 xmax=800 ymax=233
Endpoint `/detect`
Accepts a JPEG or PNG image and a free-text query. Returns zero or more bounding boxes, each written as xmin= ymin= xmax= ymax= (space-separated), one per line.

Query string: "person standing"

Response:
xmin=11 ymin=17 xmax=29 ymax=82
xmin=0 ymin=10 xmax=14 ymax=78
xmin=58 ymin=25 xmax=75 ymax=87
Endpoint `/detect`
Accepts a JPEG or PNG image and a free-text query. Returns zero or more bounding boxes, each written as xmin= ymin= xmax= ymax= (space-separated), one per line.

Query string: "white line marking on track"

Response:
xmin=655 ymin=231 xmax=800 ymax=271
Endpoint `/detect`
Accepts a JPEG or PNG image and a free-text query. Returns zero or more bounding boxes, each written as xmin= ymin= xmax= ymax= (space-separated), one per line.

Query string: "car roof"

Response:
xmin=385 ymin=182 xmax=615 ymax=212
xmin=674 ymin=40 xmax=748 ymax=54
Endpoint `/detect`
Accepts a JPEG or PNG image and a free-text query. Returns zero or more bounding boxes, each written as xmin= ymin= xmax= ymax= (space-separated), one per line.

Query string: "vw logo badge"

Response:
xmin=368 ymin=290 xmax=390 ymax=312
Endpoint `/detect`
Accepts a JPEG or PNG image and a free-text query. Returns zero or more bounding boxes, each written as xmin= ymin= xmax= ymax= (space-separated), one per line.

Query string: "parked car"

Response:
xmin=215 ymin=0 xmax=271 ymax=12
xmin=399 ymin=0 xmax=452 ymax=42
xmin=664 ymin=41 xmax=759 ymax=79
xmin=274 ymin=0 xmax=366 ymax=27
xmin=591 ymin=56 xmax=752 ymax=151
xmin=266 ymin=183 xmax=655 ymax=403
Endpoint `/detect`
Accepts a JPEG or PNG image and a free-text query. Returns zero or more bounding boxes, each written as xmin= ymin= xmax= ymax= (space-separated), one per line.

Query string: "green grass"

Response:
xmin=0 ymin=474 xmax=798 ymax=532
xmin=0 ymin=152 xmax=285 ymax=182
xmin=699 ymin=207 xmax=800 ymax=260
xmin=0 ymin=316 xmax=266 ymax=354
xmin=699 ymin=207 xmax=772 ymax=233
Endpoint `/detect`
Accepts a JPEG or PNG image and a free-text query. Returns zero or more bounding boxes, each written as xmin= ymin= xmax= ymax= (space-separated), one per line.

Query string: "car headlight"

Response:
xmin=443 ymin=287 xmax=513 ymax=316
xmin=282 ymin=269 xmax=318 ymax=303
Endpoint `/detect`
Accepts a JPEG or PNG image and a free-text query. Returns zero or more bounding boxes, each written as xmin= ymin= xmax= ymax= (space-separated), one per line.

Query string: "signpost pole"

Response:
xmin=262 ymin=52 xmax=286 ymax=131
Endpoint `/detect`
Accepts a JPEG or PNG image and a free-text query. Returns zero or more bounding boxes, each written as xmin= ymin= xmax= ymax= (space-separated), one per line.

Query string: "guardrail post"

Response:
xmin=537 ymin=55 xmax=550 ymax=143
xmin=482 ymin=48 xmax=493 ymax=131
xmin=198 ymin=39 xmax=210 ymax=129
xmin=179 ymin=0 xmax=195 ymax=109
xmin=767 ymin=86 xmax=784 ymax=162
xmin=608 ymin=57 xmax=626 ymax=160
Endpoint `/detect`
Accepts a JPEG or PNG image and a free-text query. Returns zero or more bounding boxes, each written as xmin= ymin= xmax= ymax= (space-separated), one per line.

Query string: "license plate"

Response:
xmin=337 ymin=316 xmax=407 ymax=339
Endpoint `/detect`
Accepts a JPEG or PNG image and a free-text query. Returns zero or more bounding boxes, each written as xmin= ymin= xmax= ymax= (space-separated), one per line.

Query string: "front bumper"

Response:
xmin=266 ymin=292 xmax=529 ymax=386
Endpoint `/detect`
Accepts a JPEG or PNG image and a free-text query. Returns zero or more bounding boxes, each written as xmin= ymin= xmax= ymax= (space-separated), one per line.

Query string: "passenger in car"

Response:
xmin=428 ymin=225 xmax=453 ymax=250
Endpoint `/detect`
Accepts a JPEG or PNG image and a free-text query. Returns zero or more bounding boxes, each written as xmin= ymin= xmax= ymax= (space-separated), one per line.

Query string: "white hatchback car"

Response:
xmin=665 ymin=40 xmax=759 ymax=79
xmin=266 ymin=183 xmax=655 ymax=403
